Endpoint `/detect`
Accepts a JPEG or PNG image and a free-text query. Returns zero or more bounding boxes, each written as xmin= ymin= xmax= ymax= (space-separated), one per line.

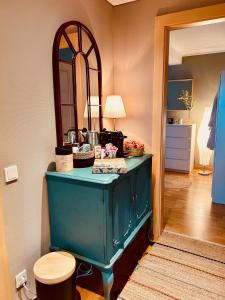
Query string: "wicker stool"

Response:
xmin=33 ymin=251 xmax=76 ymax=300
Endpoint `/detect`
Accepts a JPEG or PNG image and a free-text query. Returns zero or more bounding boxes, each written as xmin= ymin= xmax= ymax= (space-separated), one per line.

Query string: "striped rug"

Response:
xmin=118 ymin=231 xmax=225 ymax=299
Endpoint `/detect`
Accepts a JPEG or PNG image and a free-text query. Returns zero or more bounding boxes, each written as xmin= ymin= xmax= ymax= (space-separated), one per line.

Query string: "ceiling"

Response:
xmin=106 ymin=0 xmax=136 ymax=6
xmin=169 ymin=22 xmax=225 ymax=65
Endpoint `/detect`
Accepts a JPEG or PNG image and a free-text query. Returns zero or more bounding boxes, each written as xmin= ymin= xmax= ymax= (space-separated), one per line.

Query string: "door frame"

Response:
xmin=0 ymin=194 xmax=12 ymax=299
xmin=152 ymin=3 xmax=225 ymax=239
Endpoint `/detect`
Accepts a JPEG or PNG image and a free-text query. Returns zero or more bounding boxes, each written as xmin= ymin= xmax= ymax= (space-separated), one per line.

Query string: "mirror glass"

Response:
xmin=76 ymin=53 xmax=87 ymax=129
xmin=82 ymin=29 xmax=92 ymax=54
xmin=53 ymin=21 xmax=103 ymax=146
xmin=65 ymin=25 xmax=79 ymax=52
xmin=59 ymin=37 xmax=75 ymax=144
xmin=85 ymin=96 xmax=100 ymax=132
xmin=88 ymin=50 xmax=98 ymax=70
xmin=89 ymin=70 xmax=100 ymax=131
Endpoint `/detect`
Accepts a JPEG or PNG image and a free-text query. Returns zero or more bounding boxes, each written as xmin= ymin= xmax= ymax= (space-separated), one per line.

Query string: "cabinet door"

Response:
xmin=134 ymin=161 xmax=151 ymax=224
xmin=47 ymin=178 xmax=105 ymax=263
xmin=112 ymin=176 xmax=132 ymax=252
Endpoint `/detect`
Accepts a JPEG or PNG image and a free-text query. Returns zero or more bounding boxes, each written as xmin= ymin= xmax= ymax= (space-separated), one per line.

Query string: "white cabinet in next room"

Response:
xmin=165 ymin=124 xmax=196 ymax=173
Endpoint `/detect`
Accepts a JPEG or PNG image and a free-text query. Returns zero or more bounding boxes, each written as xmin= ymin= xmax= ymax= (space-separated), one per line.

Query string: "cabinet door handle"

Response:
xmin=113 ymin=239 xmax=120 ymax=247
xmin=132 ymin=193 xmax=138 ymax=202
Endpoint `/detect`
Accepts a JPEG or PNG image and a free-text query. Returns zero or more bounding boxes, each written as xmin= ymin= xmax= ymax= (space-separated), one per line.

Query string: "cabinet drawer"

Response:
xmin=165 ymin=158 xmax=190 ymax=171
xmin=166 ymin=137 xmax=191 ymax=149
xmin=166 ymin=125 xmax=192 ymax=138
xmin=165 ymin=148 xmax=190 ymax=160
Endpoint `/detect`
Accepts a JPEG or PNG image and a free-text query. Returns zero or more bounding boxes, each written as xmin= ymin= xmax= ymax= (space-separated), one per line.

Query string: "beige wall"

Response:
xmin=1 ymin=0 xmax=225 ymax=299
xmin=0 ymin=0 xmax=113 ymax=299
xmin=113 ymin=0 xmax=224 ymax=151
xmin=168 ymin=52 xmax=225 ymax=166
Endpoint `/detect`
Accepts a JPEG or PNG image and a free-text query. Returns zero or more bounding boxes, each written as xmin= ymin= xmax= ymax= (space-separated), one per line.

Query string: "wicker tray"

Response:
xmin=73 ymin=151 xmax=95 ymax=168
xmin=128 ymin=148 xmax=144 ymax=157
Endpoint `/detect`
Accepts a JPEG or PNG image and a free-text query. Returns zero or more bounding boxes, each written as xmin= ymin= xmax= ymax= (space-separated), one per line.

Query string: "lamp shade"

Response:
xmin=104 ymin=95 xmax=126 ymax=119
xmin=84 ymin=96 xmax=99 ymax=118
xmin=197 ymin=107 xmax=212 ymax=166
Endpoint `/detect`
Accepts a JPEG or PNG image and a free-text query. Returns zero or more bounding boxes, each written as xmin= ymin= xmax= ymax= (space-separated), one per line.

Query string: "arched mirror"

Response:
xmin=53 ymin=21 xmax=103 ymax=147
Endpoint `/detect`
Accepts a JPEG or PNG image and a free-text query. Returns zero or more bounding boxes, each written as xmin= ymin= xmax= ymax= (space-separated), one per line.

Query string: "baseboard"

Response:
xmin=194 ymin=165 xmax=213 ymax=171
xmin=165 ymin=168 xmax=189 ymax=174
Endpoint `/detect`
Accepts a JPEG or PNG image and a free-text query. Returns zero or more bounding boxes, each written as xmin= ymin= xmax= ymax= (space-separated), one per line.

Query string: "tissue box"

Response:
xmin=92 ymin=158 xmax=127 ymax=174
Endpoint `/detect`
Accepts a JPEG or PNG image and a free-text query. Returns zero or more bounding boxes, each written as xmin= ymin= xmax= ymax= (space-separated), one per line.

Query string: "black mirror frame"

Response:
xmin=52 ymin=20 xmax=103 ymax=147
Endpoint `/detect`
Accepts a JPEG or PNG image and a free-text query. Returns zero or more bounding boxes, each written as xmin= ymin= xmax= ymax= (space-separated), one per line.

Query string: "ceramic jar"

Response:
xmin=55 ymin=147 xmax=73 ymax=172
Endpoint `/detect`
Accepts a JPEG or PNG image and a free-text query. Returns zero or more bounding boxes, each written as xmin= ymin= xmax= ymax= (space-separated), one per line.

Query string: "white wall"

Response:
xmin=0 ymin=1 xmax=113 ymax=299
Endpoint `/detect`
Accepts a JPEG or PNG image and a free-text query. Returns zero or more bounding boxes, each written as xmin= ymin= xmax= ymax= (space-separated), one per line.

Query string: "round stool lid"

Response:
xmin=33 ymin=251 xmax=76 ymax=285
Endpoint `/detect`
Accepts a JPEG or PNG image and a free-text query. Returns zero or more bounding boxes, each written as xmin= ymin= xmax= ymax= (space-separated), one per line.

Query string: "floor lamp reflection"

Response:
xmin=197 ymin=107 xmax=212 ymax=175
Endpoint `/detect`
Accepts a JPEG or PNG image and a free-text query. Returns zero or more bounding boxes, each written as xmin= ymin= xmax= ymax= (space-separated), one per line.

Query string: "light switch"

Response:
xmin=4 ymin=165 xmax=18 ymax=183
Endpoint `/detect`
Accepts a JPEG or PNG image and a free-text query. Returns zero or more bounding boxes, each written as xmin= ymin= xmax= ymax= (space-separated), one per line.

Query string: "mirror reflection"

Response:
xmin=53 ymin=21 xmax=103 ymax=147
xmin=76 ymin=53 xmax=87 ymax=130
xmin=59 ymin=37 xmax=74 ymax=144
xmin=84 ymin=96 xmax=100 ymax=131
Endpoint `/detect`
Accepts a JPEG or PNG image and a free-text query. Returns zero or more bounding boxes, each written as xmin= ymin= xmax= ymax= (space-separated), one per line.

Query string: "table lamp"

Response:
xmin=104 ymin=95 xmax=126 ymax=131
xmin=84 ymin=96 xmax=100 ymax=131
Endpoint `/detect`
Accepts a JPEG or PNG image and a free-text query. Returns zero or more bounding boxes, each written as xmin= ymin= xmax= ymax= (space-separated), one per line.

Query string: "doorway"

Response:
xmin=152 ymin=3 xmax=225 ymax=240
xmin=163 ymin=22 xmax=225 ymax=245
xmin=0 ymin=194 xmax=12 ymax=299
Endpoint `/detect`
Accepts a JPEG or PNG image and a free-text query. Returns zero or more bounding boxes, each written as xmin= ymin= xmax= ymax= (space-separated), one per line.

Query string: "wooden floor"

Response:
xmin=164 ymin=169 xmax=225 ymax=245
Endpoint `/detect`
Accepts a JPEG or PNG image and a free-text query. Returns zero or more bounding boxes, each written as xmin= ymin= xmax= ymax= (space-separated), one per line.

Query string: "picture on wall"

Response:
xmin=167 ymin=79 xmax=193 ymax=110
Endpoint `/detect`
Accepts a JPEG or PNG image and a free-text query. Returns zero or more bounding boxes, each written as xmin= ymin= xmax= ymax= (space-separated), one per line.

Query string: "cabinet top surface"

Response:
xmin=46 ymin=154 xmax=152 ymax=185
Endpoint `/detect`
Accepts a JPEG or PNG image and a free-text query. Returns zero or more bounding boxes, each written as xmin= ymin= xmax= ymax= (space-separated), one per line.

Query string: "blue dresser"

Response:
xmin=46 ymin=154 xmax=152 ymax=299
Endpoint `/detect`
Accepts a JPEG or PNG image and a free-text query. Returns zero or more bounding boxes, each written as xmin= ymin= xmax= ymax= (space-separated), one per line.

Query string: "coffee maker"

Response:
xmin=100 ymin=129 xmax=127 ymax=158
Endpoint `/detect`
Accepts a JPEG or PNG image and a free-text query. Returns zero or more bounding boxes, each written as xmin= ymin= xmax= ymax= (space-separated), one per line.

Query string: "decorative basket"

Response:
xmin=128 ymin=148 xmax=144 ymax=157
xmin=73 ymin=150 xmax=95 ymax=168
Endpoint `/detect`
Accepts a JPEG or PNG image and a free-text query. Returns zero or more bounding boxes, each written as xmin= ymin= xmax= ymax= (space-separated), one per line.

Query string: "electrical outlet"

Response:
xmin=15 ymin=269 xmax=27 ymax=289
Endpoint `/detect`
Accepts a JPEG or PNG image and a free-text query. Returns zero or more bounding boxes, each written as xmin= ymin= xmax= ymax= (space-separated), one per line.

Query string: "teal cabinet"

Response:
xmin=111 ymin=176 xmax=133 ymax=252
xmin=46 ymin=154 xmax=152 ymax=299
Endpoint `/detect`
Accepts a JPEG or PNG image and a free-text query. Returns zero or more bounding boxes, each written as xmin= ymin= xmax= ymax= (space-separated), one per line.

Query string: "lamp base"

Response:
xmin=113 ymin=118 xmax=116 ymax=131
xmin=198 ymin=169 xmax=212 ymax=176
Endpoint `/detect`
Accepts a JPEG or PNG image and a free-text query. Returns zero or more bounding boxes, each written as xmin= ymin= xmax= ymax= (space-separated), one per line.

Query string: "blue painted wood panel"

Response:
xmin=212 ymin=72 xmax=225 ymax=204
xmin=47 ymin=178 xmax=106 ymax=262
xmin=135 ymin=160 xmax=152 ymax=224
xmin=111 ymin=176 xmax=133 ymax=254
